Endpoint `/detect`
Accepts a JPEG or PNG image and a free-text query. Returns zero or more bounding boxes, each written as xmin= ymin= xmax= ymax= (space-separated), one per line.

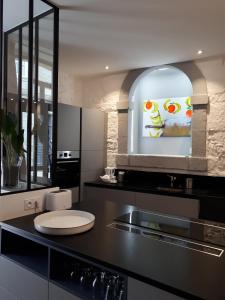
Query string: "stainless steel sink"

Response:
xmin=156 ymin=186 xmax=184 ymax=193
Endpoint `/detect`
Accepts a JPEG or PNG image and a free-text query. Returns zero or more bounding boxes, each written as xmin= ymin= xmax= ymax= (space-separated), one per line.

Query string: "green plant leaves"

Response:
xmin=0 ymin=109 xmax=26 ymax=164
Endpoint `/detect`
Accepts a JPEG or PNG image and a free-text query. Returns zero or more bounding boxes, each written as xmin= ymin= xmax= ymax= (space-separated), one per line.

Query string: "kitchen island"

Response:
xmin=1 ymin=199 xmax=225 ymax=300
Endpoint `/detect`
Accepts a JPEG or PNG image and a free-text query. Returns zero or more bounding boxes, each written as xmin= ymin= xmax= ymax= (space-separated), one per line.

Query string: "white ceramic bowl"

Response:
xmin=34 ymin=210 xmax=95 ymax=236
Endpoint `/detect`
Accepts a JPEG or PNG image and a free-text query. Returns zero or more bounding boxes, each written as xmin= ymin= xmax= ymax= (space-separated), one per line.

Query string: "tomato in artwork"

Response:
xmin=146 ymin=101 xmax=153 ymax=110
xmin=186 ymin=109 xmax=193 ymax=118
xmin=168 ymin=104 xmax=176 ymax=113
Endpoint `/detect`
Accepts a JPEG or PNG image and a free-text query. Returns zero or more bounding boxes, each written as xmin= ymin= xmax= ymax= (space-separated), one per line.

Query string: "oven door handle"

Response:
xmin=57 ymin=160 xmax=80 ymax=164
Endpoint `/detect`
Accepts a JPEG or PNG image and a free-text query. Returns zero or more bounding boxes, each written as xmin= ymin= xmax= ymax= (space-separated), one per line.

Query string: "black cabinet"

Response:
xmin=50 ymin=249 xmax=127 ymax=300
xmin=0 ymin=229 xmax=48 ymax=300
xmin=0 ymin=228 xmax=127 ymax=300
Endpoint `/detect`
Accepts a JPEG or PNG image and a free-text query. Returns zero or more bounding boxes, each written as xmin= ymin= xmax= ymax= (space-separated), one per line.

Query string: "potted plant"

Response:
xmin=0 ymin=109 xmax=26 ymax=187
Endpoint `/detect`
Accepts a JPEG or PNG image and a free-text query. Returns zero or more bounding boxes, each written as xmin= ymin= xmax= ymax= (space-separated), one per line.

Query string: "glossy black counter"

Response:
xmin=1 ymin=200 xmax=225 ymax=300
xmin=85 ymin=180 xmax=225 ymax=224
xmin=85 ymin=180 xmax=225 ymax=200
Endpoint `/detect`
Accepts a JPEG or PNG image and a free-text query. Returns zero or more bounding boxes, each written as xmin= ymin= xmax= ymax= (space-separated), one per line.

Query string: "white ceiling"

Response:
xmin=52 ymin=0 xmax=225 ymax=76
xmin=4 ymin=0 xmax=225 ymax=77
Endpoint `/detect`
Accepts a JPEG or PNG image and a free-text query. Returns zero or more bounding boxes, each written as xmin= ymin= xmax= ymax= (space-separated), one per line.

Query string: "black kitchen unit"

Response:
xmin=114 ymin=210 xmax=225 ymax=256
xmin=55 ymin=151 xmax=80 ymax=189
xmin=1 ymin=199 xmax=225 ymax=300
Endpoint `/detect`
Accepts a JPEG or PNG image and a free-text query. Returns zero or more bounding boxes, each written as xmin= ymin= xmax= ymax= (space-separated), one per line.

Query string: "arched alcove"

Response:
xmin=116 ymin=61 xmax=209 ymax=172
xmin=128 ymin=66 xmax=193 ymax=156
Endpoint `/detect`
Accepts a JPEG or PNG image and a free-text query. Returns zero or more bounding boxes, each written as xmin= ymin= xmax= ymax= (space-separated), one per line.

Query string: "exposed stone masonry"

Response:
xmin=207 ymin=90 xmax=225 ymax=176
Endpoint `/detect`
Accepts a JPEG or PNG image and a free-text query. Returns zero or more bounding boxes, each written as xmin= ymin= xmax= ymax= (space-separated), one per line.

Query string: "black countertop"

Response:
xmin=1 ymin=200 xmax=225 ymax=300
xmin=85 ymin=180 xmax=225 ymax=200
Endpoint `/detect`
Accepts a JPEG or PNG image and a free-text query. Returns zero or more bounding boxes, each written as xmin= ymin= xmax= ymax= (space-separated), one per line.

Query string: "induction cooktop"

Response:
xmin=115 ymin=210 xmax=225 ymax=248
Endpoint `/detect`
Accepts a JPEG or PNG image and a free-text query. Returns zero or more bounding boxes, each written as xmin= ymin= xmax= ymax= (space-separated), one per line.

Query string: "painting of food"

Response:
xmin=143 ymin=97 xmax=192 ymax=138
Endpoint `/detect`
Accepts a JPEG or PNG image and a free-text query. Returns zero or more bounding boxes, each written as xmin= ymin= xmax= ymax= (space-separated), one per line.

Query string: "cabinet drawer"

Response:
xmin=0 ymin=256 xmax=48 ymax=300
xmin=0 ymin=286 xmax=18 ymax=300
xmin=85 ymin=186 xmax=135 ymax=205
xmin=128 ymin=277 xmax=184 ymax=300
xmin=49 ymin=283 xmax=82 ymax=300
xmin=135 ymin=192 xmax=199 ymax=218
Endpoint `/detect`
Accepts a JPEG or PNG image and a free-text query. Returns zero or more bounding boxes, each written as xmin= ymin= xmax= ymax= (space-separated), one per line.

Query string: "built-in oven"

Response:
xmin=55 ymin=151 xmax=80 ymax=189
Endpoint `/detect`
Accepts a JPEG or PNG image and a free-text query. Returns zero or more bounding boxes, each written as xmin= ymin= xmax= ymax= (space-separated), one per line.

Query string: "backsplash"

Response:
xmin=116 ymin=169 xmax=225 ymax=191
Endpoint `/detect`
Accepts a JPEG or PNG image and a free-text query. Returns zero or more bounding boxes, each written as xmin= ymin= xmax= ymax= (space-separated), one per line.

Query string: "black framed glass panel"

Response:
xmin=1 ymin=0 xmax=58 ymax=194
xmin=31 ymin=10 xmax=54 ymax=187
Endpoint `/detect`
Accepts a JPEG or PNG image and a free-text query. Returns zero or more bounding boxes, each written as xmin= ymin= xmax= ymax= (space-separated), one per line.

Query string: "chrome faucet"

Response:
xmin=167 ymin=175 xmax=176 ymax=188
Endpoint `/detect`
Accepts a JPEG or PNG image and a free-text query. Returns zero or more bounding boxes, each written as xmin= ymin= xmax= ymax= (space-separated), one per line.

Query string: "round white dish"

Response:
xmin=34 ymin=210 xmax=95 ymax=236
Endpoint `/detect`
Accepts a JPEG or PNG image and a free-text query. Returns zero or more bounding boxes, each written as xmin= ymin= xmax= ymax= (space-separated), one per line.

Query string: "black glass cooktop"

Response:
xmin=115 ymin=210 xmax=225 ymax=247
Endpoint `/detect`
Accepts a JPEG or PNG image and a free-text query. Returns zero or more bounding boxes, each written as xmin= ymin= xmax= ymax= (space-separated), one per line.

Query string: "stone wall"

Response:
xmin=196 ymin=56 xmax=225 ymax=176
xmin=81 ymin=56 xmax=225 ymax=175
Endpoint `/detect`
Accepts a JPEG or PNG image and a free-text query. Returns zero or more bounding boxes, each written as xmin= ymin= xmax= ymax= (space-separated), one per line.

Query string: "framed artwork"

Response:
xmin=143 ymin=97 xmax=192 ymax=138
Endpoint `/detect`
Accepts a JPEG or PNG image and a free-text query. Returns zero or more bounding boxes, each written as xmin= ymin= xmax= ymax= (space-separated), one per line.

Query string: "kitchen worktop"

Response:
xmin=1 ymin=199 xmax=225 ymax=300
xmin=85 ymin=179 xmax=225 ymax=200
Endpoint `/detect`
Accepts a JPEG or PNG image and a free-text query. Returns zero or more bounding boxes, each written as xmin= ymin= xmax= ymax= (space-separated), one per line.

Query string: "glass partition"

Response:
xmin=31 ymin=10 xmax=54 ymax=187
xmin=0 ymin=0 xmax=58 ymax=194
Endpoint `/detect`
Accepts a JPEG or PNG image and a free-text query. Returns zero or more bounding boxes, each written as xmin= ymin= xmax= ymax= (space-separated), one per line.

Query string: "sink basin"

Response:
xmin=34 ymin=210 xmax=95 ymax=236
xmin=156 ymin=187 xmax=184 ymax=193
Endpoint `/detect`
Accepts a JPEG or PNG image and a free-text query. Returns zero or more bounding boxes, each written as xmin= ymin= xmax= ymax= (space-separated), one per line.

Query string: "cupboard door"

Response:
xmin=57 ymin=104 xmax=81 ymax=152
xmin=0 ymin=256 xmax=48 ymax=300
xmin=49 ymin=283 xmax=82 ymax=300
xmin=0 ymin=286 xmax=18 ymax=300
xmin=85 ymin=186 xmax=136 ymax=206
xmin=135 ymin=192 xmax=199 ymax=218
xmin=128 ymin=277 xmax=184 ymax=300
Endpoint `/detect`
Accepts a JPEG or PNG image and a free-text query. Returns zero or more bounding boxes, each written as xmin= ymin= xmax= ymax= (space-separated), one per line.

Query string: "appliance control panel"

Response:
xmin=57 ymin=150 xmax=79 ymax=160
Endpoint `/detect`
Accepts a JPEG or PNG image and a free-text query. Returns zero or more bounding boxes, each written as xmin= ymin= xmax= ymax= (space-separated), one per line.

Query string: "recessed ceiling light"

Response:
xmin=105 ymin=65 xmax=109 ymax=70
xmin=197 ymin=50 xmax=203 ymax=55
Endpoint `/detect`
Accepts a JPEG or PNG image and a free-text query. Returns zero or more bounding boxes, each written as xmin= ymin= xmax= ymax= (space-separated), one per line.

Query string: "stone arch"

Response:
xmin=116 ymin=61 xmax=209 ymax=172
xmin=117 ymin=61 xmax=208 ymax=109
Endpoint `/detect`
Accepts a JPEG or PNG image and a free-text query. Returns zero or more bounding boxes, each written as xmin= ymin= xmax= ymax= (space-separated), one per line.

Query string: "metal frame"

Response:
xmin=33 ymin=19 xmax=39 ymax=183
xmin=0 ymin=0 xmax=3 ymax=190
xmin=0 ymin=0 xmax=2 ymax=102
xmin=27 ymin=0 xmax=34 ymax=190
xmin=0 ymin=0 xmax=59 ymax=195
xmin=51 ymin=6 xmax=59 ymax=187
xmin=0 ymin=0 xmax=2 ymax=106
xmin=18 ymin=28 xmax=22 ymax=132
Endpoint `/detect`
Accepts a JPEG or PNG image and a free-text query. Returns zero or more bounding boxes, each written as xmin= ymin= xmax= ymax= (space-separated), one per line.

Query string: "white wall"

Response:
xmin=0 ymin=187 xmax=59 ymax=221
xmin=58 ymin=42 xmax=83 ymax=107
xmin=128 ymin=67 xmax=193 ymax=156
xmin=82 ymin=72 xmax=127 ymax=166
xmin=58 ymin=72 xmax=83 ymax=107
